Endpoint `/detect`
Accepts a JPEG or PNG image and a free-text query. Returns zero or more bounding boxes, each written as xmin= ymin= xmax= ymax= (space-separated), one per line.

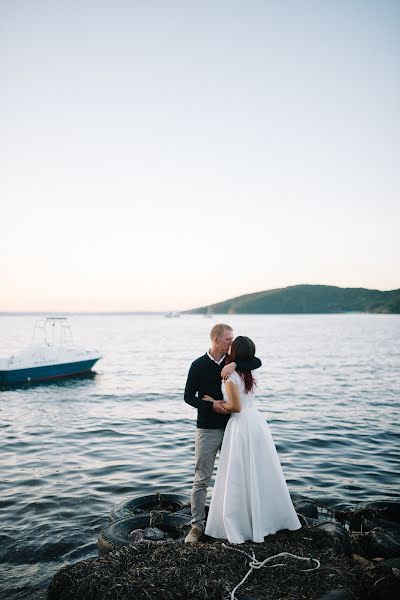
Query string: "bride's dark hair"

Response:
xmin=226 ymin=336 xmax=256 ymax=393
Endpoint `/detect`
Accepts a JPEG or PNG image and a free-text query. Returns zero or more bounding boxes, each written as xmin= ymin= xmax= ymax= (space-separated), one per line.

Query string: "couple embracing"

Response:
xmin=184 ymin=323 xmax=301 ymax=544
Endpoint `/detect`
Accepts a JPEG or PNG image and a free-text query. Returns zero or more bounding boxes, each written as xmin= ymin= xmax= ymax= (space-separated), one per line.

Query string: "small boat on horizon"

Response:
xmin=0 ymin=317 xmax=102 ymax=386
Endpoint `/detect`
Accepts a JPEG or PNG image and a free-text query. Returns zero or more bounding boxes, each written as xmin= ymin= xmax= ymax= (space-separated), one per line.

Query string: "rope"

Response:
xmin=221 ymin=543 xmax=320 ymax=600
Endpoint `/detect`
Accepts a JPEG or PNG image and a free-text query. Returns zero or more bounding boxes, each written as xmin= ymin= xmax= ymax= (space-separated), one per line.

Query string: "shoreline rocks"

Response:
xmin=47 ymin=493 xmax=400 ymax=600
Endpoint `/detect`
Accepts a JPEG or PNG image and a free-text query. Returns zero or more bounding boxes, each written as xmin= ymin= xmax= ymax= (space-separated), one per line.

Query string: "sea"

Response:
xmin=0 ymin=313 xmax=399 ymax=599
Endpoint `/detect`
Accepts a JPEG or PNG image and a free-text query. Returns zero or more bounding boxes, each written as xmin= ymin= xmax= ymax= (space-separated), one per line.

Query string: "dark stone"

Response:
xmin=298 ymin=515 xmax=319 ymax=527
xmin=369 ymin=578 xmax=400 ymax=600
xmin=128 ymin=528 xmax=145 ymax=542
xmin=312 ymin=522 xmax=352 ymax=556
xmin=381 ymin=557 xmax=400 ymax=571
xmin=369 ymin=528 xmax=400 ymax=559
xmin=293 ymin=498 xmax=319 ymax=519
xmin=355 ymin=501 xmax=400 ymax=524
xmin=290 ymin=493 xmax=308 ymax=501
xmin=351 ymin=529 xmax=400 ymax=560
xmin=350 ymin=532 xmax=370 ymax=557
xmin=143 ymin=527 xmax=166 ymax=541
xmin=360 ymin=517 xmax=400 ymax=532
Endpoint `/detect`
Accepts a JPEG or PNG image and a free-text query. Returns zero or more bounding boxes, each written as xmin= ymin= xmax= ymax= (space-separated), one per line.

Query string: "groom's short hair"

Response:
xmin=210 ymin=323 xmax=233 ymax=340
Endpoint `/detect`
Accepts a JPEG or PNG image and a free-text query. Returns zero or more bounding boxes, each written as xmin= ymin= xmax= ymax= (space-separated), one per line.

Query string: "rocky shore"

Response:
xmin=48 ymin=494 xmax=400 ymax=600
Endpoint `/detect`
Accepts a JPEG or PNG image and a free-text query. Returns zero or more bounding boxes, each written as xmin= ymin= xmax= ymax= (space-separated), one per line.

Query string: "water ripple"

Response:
xmin=0 ymin=313 xmax=399 ymax=600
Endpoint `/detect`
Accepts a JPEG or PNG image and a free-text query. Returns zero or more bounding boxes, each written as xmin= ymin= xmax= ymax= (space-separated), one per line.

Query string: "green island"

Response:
xmin=185 ymin=284 xmax=400 ymax=315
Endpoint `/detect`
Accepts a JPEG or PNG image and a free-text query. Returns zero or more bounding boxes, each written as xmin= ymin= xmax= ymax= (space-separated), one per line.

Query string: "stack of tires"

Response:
xmin=98 ymin=492 xmax=192 ymax=556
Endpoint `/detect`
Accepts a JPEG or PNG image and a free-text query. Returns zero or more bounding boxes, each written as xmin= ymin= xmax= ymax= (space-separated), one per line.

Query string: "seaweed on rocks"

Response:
xmin=332 ymin=501 xmax=400 ymax=532
xmin=47 ymin=528 xmax=386 ymax=600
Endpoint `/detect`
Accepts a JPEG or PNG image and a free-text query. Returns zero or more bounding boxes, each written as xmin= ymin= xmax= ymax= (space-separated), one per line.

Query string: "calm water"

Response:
xmin=0 ymin=314 xmax=399 ymax=599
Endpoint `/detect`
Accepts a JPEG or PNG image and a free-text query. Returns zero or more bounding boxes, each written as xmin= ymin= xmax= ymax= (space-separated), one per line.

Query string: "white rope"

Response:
xmin=221 ymin=543 xmax=320 ymax=600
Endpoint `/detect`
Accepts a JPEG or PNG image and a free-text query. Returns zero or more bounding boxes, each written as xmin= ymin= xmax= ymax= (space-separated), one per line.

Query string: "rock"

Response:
xmin=298 ymin=515 xmax=319 ymax=527
xmin=369 ymin=577 xmax=400 ymax=600
xmin=382 ymin=557 xmax=400 ymax=569
xmin=351 ymin=529 xmax=400 ymax=560
xmin=354 ymin=501 xmax=400 ymax=524
xmin=359 ymin=517 xmax=400 ymax=532
xmin=369 ymin=528 xmax=400 ymax=559
xmin=371 ymin=557 xmax=385 ymax=562
xmin=128 ymin=529 xmax=145 ymax=542
xmin=143 ymin=527 xmax=166 ymax=541
xmin=315 ymin=590 xmax=353 ymax=600
xmin=352 ymin=552 xmax=371 ymax=566
xmin=293 ymin=498 xmax=319 ymax=519
xmin=381 ymin=557 xmax=400 ymax=571
xmin=313 ymin=522 xmax=352 ymax=556
xmin=350 ymin=532 xmax=370 ymax=557
xmin=350 ymin=513 xmax=400 ymax=533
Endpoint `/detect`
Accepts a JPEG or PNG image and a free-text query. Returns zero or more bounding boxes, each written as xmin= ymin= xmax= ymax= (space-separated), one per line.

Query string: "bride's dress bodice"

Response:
xmin=222 ymin=370 xmax=257 ymax=409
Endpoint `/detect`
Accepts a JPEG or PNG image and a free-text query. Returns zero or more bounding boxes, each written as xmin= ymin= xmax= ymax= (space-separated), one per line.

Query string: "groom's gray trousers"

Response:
xmin=191 ymin=428 xmax=224 ymax=530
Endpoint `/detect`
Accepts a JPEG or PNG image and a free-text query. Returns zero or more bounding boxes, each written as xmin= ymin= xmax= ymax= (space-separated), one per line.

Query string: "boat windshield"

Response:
xmin=32 ymin=318 xmax=74 ymax=347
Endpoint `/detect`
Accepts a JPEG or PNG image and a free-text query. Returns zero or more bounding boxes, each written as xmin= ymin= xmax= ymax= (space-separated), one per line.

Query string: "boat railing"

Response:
xmin=32 ymin=317 xmax=74 ymax=347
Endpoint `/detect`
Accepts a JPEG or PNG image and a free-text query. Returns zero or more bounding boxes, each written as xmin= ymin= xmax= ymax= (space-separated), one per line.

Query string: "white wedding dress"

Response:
xmin=205 ymin=371 xmax=301 ymax=543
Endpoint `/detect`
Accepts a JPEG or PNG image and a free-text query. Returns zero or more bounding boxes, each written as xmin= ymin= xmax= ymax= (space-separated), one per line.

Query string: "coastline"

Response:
xmin=47 ymin=492 xmax=400 ymax=600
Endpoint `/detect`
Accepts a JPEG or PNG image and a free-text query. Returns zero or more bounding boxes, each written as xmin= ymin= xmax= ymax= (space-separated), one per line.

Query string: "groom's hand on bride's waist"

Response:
xmin=202 ymin=395 xmax=229 ymax=414
xmin=202 ymin=395 xmax=214 ymax=402
xmin=211 ymin=400 xmax=229 ymax=414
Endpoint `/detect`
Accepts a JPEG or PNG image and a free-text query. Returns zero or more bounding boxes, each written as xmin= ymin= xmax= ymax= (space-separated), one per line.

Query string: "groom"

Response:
xmin=184 ymin=323 xmax=261 ymax=542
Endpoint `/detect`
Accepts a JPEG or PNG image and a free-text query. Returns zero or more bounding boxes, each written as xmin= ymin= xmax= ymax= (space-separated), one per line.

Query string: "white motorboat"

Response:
xmin=0 ymin=317 xmax=102 ymax=386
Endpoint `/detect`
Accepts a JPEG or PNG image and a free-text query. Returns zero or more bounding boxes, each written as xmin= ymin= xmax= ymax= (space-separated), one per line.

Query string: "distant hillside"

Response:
xmin=185 ymin=285 xmax=400 ymax=314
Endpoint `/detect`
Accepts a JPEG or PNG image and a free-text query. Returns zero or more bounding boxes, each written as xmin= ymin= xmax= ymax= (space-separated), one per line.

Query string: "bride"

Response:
xmin=204 ymin=336 xmax=301 ymax=544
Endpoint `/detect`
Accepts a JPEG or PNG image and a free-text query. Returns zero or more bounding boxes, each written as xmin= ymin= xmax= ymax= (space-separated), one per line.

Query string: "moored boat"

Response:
xmin=0 ymin=317 xmax=102 ymax=386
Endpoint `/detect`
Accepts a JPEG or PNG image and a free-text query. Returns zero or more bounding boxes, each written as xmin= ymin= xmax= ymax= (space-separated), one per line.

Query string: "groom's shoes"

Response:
xmin=184 ymin=526 xmax=203 ymax=543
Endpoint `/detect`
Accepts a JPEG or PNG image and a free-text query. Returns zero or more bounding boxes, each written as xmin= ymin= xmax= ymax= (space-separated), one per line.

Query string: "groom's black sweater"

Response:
xmin=184 ymin=353 xmax=261 ymax=429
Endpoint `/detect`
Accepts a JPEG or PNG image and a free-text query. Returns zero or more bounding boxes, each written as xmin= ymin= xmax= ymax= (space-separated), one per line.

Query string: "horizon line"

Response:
xmin=1 ymin=283 xmax=399 ymax=315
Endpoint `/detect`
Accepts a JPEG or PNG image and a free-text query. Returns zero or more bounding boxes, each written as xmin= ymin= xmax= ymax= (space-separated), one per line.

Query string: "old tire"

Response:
xmin=110 ymin=492 xmax=190 ymax=522
xmin=98 ymin=513 xmax=191 ymax=556
xmin=354 ymin=501 xmax=400 ymax=524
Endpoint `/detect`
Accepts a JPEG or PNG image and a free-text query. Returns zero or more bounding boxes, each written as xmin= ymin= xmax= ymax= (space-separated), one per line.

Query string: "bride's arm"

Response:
xmin=223 ymin=381 xmax=241 ymax=413
xmin=221 ymin=356 xmax=261 ymax=380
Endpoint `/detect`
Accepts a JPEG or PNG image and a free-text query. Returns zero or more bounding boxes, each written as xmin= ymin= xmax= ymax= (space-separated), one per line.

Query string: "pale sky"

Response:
xmin=1 ymin=0 xmax=399 ymax=312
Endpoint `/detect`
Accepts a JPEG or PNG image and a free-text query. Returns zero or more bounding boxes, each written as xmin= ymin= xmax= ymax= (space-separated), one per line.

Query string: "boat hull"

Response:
xmin=0 ymin=358 xmax=100 ymax=386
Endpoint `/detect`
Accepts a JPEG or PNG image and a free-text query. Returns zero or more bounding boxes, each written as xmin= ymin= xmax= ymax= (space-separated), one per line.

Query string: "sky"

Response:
xmin=1 ymin=0 xmax=399 ymax=312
